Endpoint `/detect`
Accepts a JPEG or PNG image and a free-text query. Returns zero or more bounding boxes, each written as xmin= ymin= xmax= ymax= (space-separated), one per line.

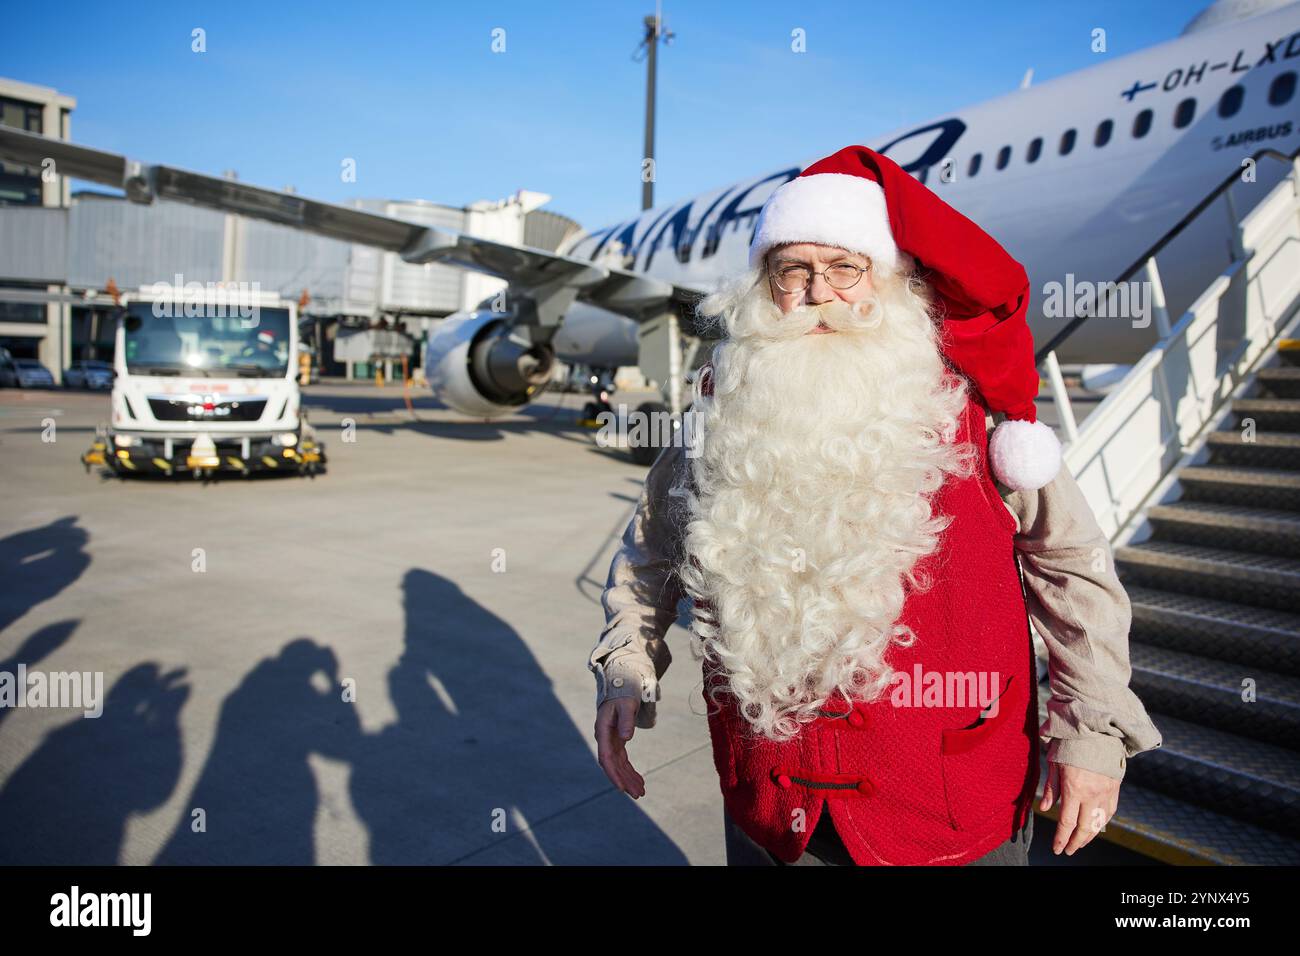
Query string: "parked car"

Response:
xmin=64 ymin=359 xmax=114 ymax=390
xmin=0 ymin=348 xmax=17 ymax=388
xmin=13 ymin=359 xmax=55 ymax=388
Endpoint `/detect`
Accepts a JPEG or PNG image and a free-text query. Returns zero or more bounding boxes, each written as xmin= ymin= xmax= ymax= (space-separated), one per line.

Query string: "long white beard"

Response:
xmin=676 ymin=273 xmax=978 ymax=741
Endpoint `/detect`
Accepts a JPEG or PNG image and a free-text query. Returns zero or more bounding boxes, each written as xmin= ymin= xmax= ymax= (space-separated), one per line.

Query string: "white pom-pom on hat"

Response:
xmin=988 ymin=419 xmax=1062 ymax=491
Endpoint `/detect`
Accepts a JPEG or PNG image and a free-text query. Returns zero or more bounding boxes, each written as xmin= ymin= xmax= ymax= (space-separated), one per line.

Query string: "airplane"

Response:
xmin=2 ymin=0 xmax=1298 ymax=464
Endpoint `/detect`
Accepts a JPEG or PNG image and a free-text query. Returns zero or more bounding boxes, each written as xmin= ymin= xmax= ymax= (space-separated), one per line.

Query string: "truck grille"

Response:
xmin=147 ymin=397 xmax=268 ymax=422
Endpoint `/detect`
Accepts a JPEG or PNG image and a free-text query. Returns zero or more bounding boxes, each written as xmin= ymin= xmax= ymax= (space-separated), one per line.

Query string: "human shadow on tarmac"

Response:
xmin=347 ymin=568 xmax=687 ymax=864
xmin=153 ymin=638 xmax=360 ymax=864
xmin=0 ymin=662 xmax=189 ymax=864
xmin=0 ymin=620 xmax=79 ymax=731
xmin=0 ymin=517 xmax=92 ymax=634
xmin=1 ymin=580 xmax=683 ymax=864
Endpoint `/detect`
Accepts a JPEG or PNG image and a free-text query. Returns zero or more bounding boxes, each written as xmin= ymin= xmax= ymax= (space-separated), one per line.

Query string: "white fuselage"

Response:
xmin=554 ymin=1 xmax=1300 ymax=367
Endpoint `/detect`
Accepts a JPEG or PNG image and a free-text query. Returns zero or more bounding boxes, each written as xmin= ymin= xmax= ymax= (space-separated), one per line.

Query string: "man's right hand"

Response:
xmin=595 ymin=697 xmax=646 ymax=799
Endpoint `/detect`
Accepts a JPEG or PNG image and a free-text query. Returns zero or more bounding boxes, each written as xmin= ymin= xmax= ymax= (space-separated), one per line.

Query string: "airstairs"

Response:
xmin=1033 ymin=148 xmax=1300 ymax=864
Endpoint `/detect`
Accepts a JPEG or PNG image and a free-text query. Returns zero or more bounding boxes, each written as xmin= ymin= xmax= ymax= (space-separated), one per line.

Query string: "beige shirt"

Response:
xmin=588 ymin=413 xmax=1165 ymax=782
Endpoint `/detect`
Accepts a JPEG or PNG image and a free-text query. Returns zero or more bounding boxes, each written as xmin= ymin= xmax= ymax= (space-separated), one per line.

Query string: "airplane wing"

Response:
xmin=0 ymin=127 xmax=708 ymax=328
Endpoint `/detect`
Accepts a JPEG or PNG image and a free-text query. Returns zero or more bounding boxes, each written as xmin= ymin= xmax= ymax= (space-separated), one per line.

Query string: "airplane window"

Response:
xmin=1218 ymin=84 xmax=1244 ymax=118
xmin=1133 ymin=109 xmax=1153 ymax=138
xmin=1059 ymin=129 xmax=1076 ymax=155
xmin=968 ymin=153 xmax=982 ymax=177
xmin=1095 ymin=119 xmax=1113 ymax=147
xmin=996 ymin=145 xmax=1011 ymax=170
xmin=1026 ymin=137 xmax=1042 ymax=163
xmin=1269 ymin=71 xmax=1296 ymax=106
xmin=1173 ymin=98 xmax=1196 ymax=128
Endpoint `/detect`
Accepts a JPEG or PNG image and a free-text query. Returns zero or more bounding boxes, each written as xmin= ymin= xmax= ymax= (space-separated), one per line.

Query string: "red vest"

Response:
xmin=693 ymin=363 xmax=1039 ymax=865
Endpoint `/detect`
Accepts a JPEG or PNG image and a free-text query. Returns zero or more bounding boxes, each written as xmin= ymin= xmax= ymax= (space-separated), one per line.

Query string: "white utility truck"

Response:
xmin=83 ymin=283 xmax=325 ymax=478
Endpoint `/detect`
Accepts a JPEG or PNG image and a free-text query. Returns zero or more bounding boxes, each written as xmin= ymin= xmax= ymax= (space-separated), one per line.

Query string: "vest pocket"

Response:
xmin=939 ymin=675 xmax=1030 ymax=832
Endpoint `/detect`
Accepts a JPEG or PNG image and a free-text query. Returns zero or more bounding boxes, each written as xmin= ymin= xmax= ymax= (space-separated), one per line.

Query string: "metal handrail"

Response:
xmin=1034 ymin=146 xmax=1300 ymax=366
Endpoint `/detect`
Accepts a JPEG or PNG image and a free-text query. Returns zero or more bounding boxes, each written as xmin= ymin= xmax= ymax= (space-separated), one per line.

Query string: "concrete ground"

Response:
xmin=0 ymin=380 xmax=1149 ymax=865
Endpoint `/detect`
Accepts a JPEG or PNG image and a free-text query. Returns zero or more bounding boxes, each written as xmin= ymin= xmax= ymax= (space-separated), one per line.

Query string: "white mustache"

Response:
xmin=757 ymin=294 xmax=887 ymax=341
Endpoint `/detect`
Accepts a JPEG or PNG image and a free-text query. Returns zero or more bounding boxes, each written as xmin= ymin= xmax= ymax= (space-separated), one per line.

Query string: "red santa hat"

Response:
xmin=747 ymin=144 xmax=1061 ymax=492
xmin=257 ymin=328 xmax=276 ymax=346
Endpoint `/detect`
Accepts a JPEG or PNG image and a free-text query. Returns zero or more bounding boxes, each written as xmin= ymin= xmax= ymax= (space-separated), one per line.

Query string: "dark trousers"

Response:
xmin=723 ymin=804 xmax=1034 ymax=866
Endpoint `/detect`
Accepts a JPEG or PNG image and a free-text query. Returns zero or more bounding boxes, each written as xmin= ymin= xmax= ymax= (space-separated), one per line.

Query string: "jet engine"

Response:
xmin=425 ymin=310 xmax=555 ymax=418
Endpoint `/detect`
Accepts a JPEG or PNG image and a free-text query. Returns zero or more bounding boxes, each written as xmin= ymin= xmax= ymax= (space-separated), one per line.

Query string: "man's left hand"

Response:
xmin=1038 ymin=759 xmax=1120 ymax=856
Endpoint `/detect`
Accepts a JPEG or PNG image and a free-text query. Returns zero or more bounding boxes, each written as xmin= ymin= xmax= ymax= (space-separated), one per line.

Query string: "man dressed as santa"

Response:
xmin=589 ymin=145 xmax=1162 ymax=866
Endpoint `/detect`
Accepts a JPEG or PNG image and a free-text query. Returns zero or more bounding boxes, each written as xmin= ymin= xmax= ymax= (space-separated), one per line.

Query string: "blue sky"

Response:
xmin=2 ymin=0 xmax=1213 ymax=231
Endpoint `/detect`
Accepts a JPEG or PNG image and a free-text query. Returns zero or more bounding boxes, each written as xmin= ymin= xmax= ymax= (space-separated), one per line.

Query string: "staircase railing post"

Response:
xmin=1142 ymin=255 xmax=1173 ymax=339
xmin=1041 ymin=349 xmax=1079 ymax=445
xmin=1224 ymin=188 xmax=1247 ymax=262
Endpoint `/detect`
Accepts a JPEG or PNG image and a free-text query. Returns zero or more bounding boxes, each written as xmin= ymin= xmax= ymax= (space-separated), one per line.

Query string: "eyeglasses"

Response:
xmin=768 ymin=260 xmax=870 ymax=294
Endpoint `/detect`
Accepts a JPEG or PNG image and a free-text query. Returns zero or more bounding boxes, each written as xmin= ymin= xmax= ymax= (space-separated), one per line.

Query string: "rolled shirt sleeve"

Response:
xmin=588 ymin=441 xmax=687 ymax=729
xmin=996 ymin=427 xmax=1164 ymax=781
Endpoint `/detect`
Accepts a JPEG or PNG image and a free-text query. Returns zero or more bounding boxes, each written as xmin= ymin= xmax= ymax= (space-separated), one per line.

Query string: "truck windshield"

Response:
xmin=123 ymin=304 xmax=291 ymax=376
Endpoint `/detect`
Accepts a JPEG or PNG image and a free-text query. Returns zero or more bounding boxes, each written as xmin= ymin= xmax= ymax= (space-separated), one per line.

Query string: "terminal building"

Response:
xmin=0 ymin=76 xmax=583 ymax=383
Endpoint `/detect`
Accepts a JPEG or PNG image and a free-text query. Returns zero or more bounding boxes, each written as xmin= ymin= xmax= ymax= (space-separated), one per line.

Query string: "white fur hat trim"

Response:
xmin=749 ymin=172 xmax=899 ymax=271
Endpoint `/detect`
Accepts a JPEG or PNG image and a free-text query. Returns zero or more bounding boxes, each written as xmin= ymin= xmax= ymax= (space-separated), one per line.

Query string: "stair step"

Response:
xmin=1258 ymin=365 xmax=1300 ymax=398
xmin=1054 ymin=779 xmax=1300 ymax=864
xmin=1146 ymin=500 xmax=1300 ymax=556
xmin=1229 ymin=397 xmax=1300 ymax=431
xmin=1123 ymin=712 xmax=1300 ymax=838
xmin=1035 ymin=683 xmax=1300 ymax=863
xmin=1126 ymin=585 xmax=1300 ymax=676
xmin=1115 ymin=541 xmax=1300 ymax=612
xmin=1128 ymin=642 xmax=1300 ymax=747
xmin=1178 ymin=465 xmax=1300 ymax=510
xmin=1205 ymin=430 xmax=1300 ymax=470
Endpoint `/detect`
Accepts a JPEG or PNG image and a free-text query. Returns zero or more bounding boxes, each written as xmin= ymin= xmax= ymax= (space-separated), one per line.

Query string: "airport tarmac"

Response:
xmin=0 ymin=380 xmax=1146 ymax=866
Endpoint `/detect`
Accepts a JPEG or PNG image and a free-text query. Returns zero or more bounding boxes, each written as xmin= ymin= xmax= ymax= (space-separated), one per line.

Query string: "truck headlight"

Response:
xmin=112 ymin=434 xmax=139 ymax=448
xmin=272 ymin=432 xmax=298 ymax=447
